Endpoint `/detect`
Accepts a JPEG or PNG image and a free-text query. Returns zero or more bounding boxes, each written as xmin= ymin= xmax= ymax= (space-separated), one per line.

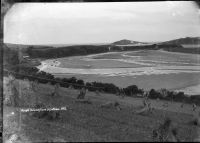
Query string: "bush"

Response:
xmin=76 ymin=79 xmax=85 ymax=89
xmin=123 ymin=85 xmax=144 ymax=96
xmin=60 ymin=78 xmax=70 ymax=88
xmin=173 ymin=92 xmax=185 ymax=102
xmin=86 ymin=82 xmax=94 ymax=91
xmin=101 ymin=83 xmax=119 ymax=94
xmin=149 ymin=89 xmax=162 ymax=99
xmin=190 ymin=95 xmax=200 ymax=105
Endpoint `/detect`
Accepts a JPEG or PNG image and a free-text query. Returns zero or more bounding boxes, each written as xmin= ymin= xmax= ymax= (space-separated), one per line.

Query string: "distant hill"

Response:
xmin=160 ymin=37 xmax=200 ymax=45
xmin=5 ymin=37 xmax=200 ymax=48
xmin=112 ymin=39 xmax=149 ymax=46
xmin=112 ymin=37 xmax=200 ymax=46
xmin=110 ymin=37 xmax=200 ymax=54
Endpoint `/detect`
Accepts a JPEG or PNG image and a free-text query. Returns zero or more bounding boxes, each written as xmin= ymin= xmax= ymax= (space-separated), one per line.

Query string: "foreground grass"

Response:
xmin=3 ymin=79 xmax=199 ymax=142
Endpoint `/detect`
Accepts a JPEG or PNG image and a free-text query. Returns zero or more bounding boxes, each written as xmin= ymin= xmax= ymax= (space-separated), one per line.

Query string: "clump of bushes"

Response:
xmin=123 ymin=85 xmax=144 ymax=97
xmin=148 ymin=88 xmax=200 ymax=105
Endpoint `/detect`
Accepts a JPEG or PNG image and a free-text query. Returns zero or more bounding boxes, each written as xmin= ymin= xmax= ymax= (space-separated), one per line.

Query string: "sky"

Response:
xmin=3 ymin=1 xmax=200 ymax=45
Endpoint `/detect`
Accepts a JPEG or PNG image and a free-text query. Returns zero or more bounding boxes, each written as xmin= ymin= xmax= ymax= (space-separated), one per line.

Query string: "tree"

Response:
xmin=149 ymin=89 xmax=161 ymax=99
xmin=76 ymin=79 xmax=84 ymax=89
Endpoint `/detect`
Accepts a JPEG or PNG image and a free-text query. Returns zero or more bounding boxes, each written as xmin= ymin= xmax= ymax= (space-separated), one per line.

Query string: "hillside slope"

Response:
xmin=3 ymin=77 xmax=199 ymax=142
xmin=161 ymin=37 xmax=200 ymax=45
xmin=112 ymin=39 xmax=149 ymax=45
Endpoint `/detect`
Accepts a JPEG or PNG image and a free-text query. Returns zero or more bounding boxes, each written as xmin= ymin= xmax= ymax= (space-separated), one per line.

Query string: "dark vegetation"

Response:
xmin=148 ymin=89 xmax=200 ymax=105
xmin=25 ymin=43 xmax=200 ymax=59
xmin=3 ymin=44 xmax=21 ymax=66
xmin=26 ymin=45 xmax=110 ymax=59
xmin=26 ymin=44 xmax=156 ymax=59
xmin=163 ymin=47 xmax=200 ymax=54
xmin=161 ymin=37 xmax=200 ymax=45
xmin=157 ymin=37 xmax=200 ymax=54
xmin=110 ymin=44 xmax=157 ymax=51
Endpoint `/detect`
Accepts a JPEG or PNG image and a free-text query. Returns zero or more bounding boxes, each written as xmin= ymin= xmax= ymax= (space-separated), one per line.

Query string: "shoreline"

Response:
xmin=158 ymin=49 xmax=200 ymax=56
xmin=175 ymin=84 xmax=200 ymax=95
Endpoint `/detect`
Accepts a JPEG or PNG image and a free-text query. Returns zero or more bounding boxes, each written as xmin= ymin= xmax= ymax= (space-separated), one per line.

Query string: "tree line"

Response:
xmin=26 ymin=45 xmax=110 ymax=59
xmin=26 ymin=43 xmax=197 ymax=59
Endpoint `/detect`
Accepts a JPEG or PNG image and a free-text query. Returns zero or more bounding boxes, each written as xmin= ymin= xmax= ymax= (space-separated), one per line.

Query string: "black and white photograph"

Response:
xmin=1 ymin=1 xmax=200 ymax=142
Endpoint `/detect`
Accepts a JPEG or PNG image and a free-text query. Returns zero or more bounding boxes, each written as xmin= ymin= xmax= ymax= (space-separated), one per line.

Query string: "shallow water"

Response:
xmin=38 ymin=50 xmax=200 ymax=94
xmin=39 ymin=50 xmax=200 ymax=76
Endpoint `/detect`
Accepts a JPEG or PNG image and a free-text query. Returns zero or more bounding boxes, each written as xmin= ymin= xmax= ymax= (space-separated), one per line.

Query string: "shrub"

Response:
xmin=76 ymin=79 xmax=85 ymax=89
xmin=173 ymin=92 xmax=185 ymax=102
xmin=149 ymin=89 xmax=162 ymax=99
xmin=86 ymin=82 xmax=94 ymax=91
xmin=123 ymin=85 xmax=144 ymax=96
xmin=190 ymin=95 xmax=200 ymax=105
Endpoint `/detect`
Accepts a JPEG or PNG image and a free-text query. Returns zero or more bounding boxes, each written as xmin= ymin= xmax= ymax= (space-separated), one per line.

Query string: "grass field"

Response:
xmin=3 ymin=77 xmax=200 ymax=142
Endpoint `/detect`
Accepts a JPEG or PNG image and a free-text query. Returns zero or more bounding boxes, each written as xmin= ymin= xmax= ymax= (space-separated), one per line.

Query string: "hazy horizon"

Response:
xmin=4 ymin=2 xmax=200 ymax=45
xmin=4 ymin=36 xmax=200 ymax=47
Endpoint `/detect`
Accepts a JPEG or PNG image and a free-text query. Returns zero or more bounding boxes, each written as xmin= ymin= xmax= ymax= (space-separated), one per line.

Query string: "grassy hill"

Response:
xmin=112 ymin=39 xmax=149 ymax=45
xmin=161 ymin=37 xmax=200 ymax=45
xmin=3 ymin=77 xmax=200 ymax=142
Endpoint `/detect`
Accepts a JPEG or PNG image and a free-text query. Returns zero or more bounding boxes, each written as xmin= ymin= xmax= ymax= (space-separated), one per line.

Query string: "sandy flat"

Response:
xmin=38 ymin=50 xmax=200 ymax=93
xmin=176 ymin=84 xmax=200 ymax=95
